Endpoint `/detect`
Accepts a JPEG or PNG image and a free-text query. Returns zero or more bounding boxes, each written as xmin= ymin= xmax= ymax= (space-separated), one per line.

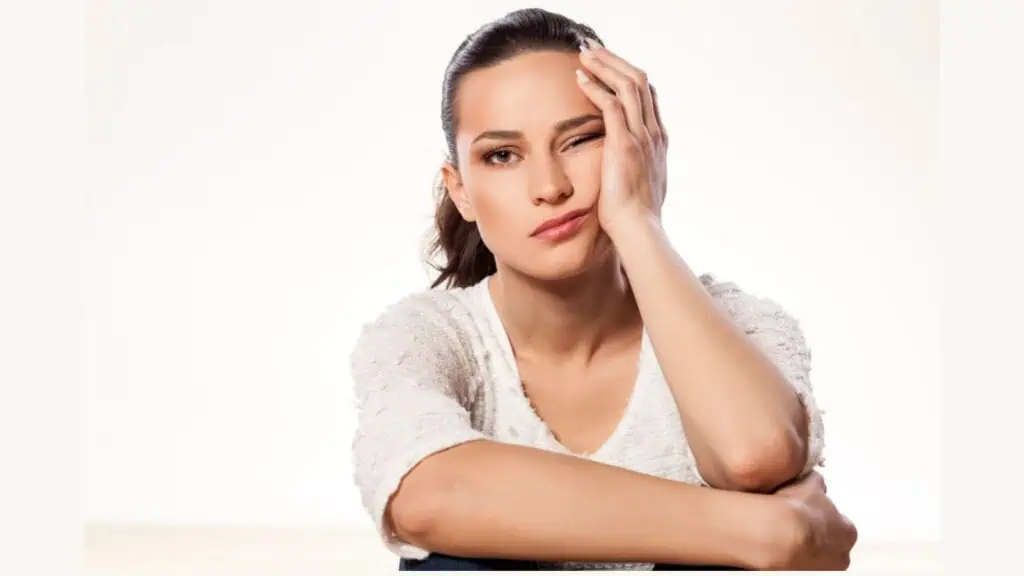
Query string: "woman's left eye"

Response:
xmin=567 ymin=133 xmax=604 ymax=148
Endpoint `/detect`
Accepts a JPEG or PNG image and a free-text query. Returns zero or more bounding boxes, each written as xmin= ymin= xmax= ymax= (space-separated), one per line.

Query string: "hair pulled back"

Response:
xmin=426 ymin=8 xmax=602 ymax=288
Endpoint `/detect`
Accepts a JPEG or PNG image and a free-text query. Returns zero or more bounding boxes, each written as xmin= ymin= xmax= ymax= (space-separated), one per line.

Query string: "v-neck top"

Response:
xmin=475 ymin=276 xmax=656 ymax=460
xmin=349 ymin=273 xmax=824 ymax=570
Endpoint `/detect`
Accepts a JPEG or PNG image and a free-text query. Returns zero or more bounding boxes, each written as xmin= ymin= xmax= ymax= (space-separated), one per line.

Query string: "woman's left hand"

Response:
xmin=576 ymin=39 xmax=669 ymax=239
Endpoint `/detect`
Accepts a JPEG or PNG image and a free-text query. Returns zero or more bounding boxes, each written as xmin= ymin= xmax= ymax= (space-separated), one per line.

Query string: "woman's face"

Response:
xmin=443 ymin=49 xmax=614 ymax=282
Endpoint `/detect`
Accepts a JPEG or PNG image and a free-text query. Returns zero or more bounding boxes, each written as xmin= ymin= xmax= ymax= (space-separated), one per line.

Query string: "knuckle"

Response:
xmin=609 ymin=101 xmax=627 ymax=118
xmin=613 ymin=136 xmax=637 ymax=154
xmin=644 ymin=136 xmax=658 ymax=155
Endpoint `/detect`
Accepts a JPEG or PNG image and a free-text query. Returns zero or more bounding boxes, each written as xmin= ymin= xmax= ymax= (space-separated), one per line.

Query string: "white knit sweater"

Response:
xmin=349 ymin=273 xmax=825 ymax=570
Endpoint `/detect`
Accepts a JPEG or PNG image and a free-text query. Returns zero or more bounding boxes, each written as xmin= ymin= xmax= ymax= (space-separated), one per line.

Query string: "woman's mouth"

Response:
xmin=530 ymin=209 xmax=590 ymax=241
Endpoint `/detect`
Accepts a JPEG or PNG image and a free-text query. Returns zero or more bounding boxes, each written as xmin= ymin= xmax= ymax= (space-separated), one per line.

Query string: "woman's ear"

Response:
xmin=441 ymin=162 xmax=476 ymax=222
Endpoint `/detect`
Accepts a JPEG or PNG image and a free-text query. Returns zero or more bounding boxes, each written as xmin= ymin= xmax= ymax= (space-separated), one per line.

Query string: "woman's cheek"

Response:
xmin=472 ymin=191 xmax=532 ymax=260
xmin=475 ymin=193 xmax=523 ymax=248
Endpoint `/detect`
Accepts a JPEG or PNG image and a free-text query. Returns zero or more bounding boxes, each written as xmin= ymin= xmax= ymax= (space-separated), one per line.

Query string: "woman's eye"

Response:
xmin=483 ymin=134 xmax=602 ymax=165
xmin=485 ymin=149 xmax=516 ymax=165
xmin=568 ymin=133 xmax=604 ymax=148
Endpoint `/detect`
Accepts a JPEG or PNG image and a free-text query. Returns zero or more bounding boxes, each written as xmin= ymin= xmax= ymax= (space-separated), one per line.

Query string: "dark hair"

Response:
xmin=426 ymin=8 xmax=603 ymax=289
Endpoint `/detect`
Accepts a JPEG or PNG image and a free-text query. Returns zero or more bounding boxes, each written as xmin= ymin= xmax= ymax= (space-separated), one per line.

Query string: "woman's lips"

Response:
xmin=531 ymin=211 xmax=589 ymax=241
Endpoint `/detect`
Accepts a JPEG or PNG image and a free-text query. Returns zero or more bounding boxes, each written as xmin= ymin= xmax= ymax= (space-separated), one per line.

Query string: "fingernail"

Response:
xmin=585 ymin=38 xmax=601 ymax=51
xmin=575 ymin=69 xmax=590 ymax=83
xmin=578 ymin=38 xmax=590 ymax=52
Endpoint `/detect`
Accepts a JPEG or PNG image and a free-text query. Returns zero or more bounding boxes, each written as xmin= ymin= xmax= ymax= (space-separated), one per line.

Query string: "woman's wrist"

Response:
xmin=731 ymin=495 xmax=806 ymax=570
xmin=681 ymin=488 xmax=799 ymax=570
xmin=600 ymin=204 xmax=663 ymax=247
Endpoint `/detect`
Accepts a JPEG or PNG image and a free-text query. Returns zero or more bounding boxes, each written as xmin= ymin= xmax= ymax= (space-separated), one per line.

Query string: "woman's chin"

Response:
xmin=515 ymin=244 xmax=615 ymax=282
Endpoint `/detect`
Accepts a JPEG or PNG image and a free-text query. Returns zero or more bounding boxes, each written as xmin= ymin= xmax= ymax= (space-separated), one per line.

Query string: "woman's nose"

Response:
xmin=530 ymin=160 xmax=573 ymax=205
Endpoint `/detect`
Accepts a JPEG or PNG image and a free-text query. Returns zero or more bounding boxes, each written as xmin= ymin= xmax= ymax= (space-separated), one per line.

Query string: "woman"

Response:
xmin=350 ymin=8 xmax=856 ymax=571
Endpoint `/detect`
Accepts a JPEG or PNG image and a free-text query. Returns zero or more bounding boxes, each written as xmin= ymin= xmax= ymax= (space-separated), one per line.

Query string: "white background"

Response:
xmin=84 ymin=0 xmax=939 ymax=543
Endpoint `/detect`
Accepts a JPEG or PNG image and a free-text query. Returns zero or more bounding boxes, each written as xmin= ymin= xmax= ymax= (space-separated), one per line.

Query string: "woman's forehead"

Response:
xmin=454 ymin=50 xmax=596 ymax=138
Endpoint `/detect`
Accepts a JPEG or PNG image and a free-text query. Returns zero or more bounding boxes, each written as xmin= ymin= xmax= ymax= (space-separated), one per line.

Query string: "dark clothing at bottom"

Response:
xmin=399 ymin=552 xmax=741 ymax=571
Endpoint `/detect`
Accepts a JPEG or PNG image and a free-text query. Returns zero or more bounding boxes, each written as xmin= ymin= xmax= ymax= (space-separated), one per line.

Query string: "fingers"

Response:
xmin=834 ymin=516 xmax=857 ymax=570
xmin=574 ymin=69 xmax=633 ymax=143
xmin=579 ymin=41 xmax=648 ymax=142
xmin=649 ymin=83 xmax=668 ymax=147
xmin=801 ymin=470 xmax=826 ymax=493
xmin=580 ymin=39 xmax=664 ymax=147
xmin=841 ymin=514 xmax=858 ymax=546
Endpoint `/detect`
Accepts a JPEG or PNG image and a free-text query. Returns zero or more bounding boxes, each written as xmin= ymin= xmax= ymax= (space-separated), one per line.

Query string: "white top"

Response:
xmin=349 ymin=273 xmax=825 ymax=570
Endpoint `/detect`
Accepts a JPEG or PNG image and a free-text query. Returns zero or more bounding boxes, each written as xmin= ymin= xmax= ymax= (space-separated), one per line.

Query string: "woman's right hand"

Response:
xmin=762 ymin=472 xmax=858 ymax=570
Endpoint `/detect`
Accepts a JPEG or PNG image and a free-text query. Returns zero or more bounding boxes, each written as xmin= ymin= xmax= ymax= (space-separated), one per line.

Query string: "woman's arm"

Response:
xmin=351 ymin=291 xmax=793 ymax=567
xmin=572 ymin=40 xmax=822 ymax=493
xmin=608 ymin=211 xmax=817 ymax=492
xmin=391 ymin=437 xmax=788 ymax=568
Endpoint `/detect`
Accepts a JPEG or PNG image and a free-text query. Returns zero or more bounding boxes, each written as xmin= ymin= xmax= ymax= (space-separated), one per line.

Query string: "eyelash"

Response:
xmin=483 ymin=132 xmax=605 ymax=166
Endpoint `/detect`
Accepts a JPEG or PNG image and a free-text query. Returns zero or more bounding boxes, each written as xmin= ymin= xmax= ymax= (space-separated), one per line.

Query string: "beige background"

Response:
xmin=83 ymin=0 xmax=939 ymax=569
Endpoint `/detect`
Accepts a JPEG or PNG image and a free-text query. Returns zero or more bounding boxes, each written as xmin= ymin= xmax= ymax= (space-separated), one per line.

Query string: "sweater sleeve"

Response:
xmin=701 ymin=275 xmax=826 ymax=475
xmin=349 ymin=292 xmax=489 ymax=559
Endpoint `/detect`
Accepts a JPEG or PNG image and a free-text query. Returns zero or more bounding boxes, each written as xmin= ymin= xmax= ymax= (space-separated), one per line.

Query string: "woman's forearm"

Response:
xmin=389 ymin=439 xmax=787 ymax=568
xmin=606 ymin=211 xmax=808 ymax=491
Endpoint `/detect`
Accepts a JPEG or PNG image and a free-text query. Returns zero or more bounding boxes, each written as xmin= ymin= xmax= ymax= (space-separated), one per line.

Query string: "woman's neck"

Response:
xmin=487 ymin=259 xmax=642 ymax=366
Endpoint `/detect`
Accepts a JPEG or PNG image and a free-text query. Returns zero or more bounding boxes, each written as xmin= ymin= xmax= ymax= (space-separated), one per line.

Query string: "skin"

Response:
xmin=390 ymin=39 xmax=857 ymax=569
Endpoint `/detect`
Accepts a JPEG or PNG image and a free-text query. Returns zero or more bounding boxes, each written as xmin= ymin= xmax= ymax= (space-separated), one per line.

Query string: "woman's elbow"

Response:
xmin=720 ymin=428 xmax=807 ymax=492
xmin=387 ymin=456 xmax=458 ymax=544
xmin=387 ymin=443 xmax=487 ymax=545
xmin=389 ymin=484 xmax=444 ymax=544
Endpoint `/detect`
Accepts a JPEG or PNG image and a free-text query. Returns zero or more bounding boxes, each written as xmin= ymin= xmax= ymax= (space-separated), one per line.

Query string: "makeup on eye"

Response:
xmin=483 ymin=148 xmax=518 ymax=166
xmin=565 ymin=131 xmax=604 ymax=148
xmin=480 ymin=130 xmax=605 ymax=166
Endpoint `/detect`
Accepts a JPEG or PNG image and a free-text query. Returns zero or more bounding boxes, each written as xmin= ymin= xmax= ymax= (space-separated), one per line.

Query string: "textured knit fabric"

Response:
xmin=349 ymin=273 xmax=825 ymax=571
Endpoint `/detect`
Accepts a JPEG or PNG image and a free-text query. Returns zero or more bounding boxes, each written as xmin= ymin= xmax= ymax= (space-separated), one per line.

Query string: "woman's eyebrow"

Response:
xmin=551 ymin=113 xmax=603 ymax=134
xmin=470 ymin=113 xmax=603 ymax=144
